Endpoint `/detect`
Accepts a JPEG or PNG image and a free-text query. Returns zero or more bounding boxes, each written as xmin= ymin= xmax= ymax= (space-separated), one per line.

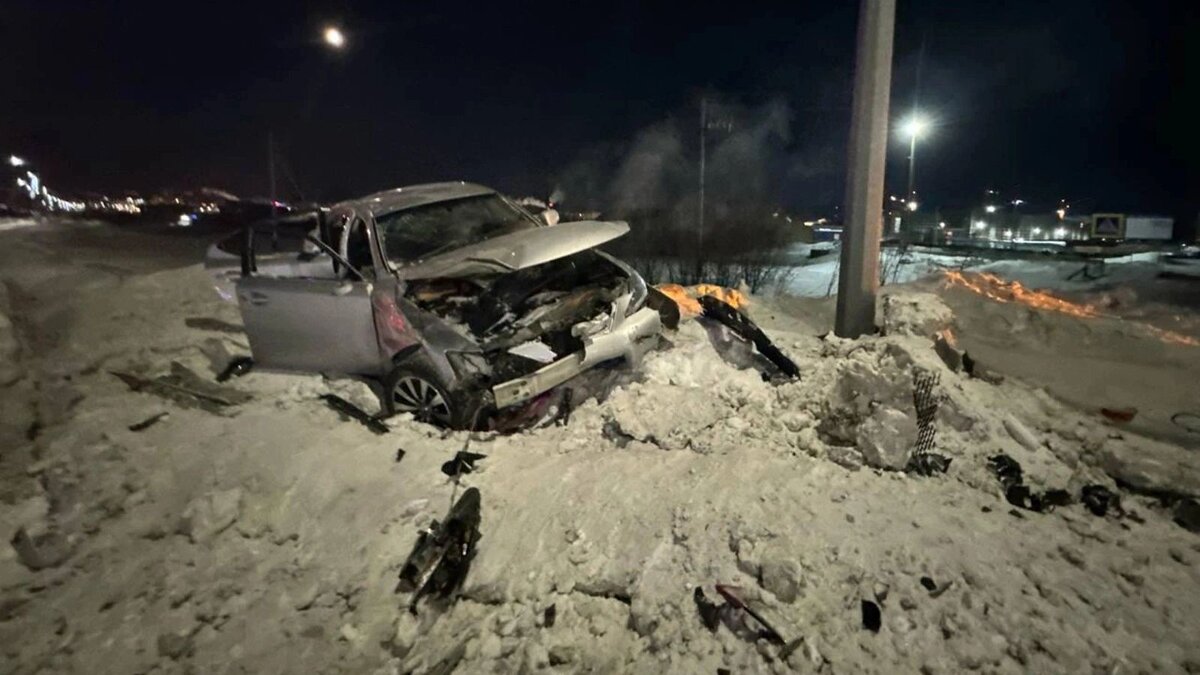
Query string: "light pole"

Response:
xmin=834 ymin=0 xmax=896 ymax=339
xmin=901 ymin=114 xmax=928 ymax=205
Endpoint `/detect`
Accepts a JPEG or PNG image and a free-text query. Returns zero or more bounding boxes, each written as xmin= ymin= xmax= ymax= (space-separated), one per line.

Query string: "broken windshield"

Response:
xmin=375 ymin=194 xmax=541 ymax=264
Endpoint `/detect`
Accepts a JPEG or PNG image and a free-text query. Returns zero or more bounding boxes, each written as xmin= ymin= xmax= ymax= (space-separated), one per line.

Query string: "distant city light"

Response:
xmin=1056 ymin=208 xmax=1066 ymax=219
xmin=985 ymin=205 xmax=997 ymax=213
xmin=901 ymin=115 xmax=930 ymax=140
xmin=973 ymin=220 xmax=987 ymax=230
xmin=7 ymin=155 xmax=25 ymax=167
xmin=1011 ymin=199 xmax=1025 ymax=205
xmin=1053 ymin=227 xmax=1067 ymax=239
xmin=938 ymin=221 xmax=946 ymax=229
xmin=323 ymin=26 xmax=346 ymax=48
xmin=906 ymin=200 xmax=918 ymax=211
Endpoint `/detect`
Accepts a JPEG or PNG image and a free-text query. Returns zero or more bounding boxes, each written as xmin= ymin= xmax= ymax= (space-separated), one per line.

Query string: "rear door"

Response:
xmin=234 ymin=219 xmax=383 ymax=375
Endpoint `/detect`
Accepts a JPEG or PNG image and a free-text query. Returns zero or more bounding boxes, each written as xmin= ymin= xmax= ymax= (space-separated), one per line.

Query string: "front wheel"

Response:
xmin=381 ymin=362 xmax=485 ymax=429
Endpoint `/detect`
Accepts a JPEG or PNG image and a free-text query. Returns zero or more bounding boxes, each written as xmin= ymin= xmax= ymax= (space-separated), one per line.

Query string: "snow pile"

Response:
xmin=1 ymin=222 xmax=1199 ymax=674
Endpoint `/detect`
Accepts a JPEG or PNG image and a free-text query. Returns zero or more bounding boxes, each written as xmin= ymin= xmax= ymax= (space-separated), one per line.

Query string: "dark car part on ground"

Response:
xmin=1175 ymin=498 xmax=1200 ymax=533
xmin=184 ymin=316 xmax=245 ymax=334
xmin=319 ymin=394 xmax=389 ymax=434
xmin=216 ymin=356 xmax=254 ymax=383
xmin=396 ymin=487 xmax=482 ymax=613
xmin=693 ymin=587 xmax=722 ymax=632
xmin=645 ymin=286 xmax=682 ymax=330
xmin=962 ymin=352 xmax=1004 ymax=384
xmin=694 ymin=585 xmax=803 ymax=657
xmin=861 ymin=599 xmax=882 ymax=633
xmin=440 ymin=451 xmax=486 ymax=477
xmin=988 ymin=454 xmax=1072 ymax=513
xmin=112 ymin=362 xmax=252 ymax=413
xmin=714 ymin=584 xmax=788 ymax=646
xmin=1081 ymin=484 xmax=1122 ymax=517
xmin=1100 ymin=407 xmax=1138 ymax=423
xmin=698 ymin=296 xmax=800 ymax=379
xmin=906 ymin=452 xmax=952 ymax=476
xmin=128 ymin=412 xmax=169 ymax=432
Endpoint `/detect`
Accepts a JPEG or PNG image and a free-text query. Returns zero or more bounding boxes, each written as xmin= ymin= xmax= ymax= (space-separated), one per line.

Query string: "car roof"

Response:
xmin=332 ymin=181 xmax=495 ymax=217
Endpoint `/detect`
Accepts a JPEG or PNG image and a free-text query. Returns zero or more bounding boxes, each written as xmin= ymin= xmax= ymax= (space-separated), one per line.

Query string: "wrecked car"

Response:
xmin=206 ymin=182 xmax=662 ymax=428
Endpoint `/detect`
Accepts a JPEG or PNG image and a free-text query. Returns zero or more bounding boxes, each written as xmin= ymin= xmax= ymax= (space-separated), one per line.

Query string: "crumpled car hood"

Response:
xmin=394 ymin=220 xmax=629 ymax=280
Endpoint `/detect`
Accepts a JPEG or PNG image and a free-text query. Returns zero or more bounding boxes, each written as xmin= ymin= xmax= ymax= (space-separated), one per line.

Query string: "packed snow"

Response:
xmin=1 ymin=218 xmax=1199 ymax=674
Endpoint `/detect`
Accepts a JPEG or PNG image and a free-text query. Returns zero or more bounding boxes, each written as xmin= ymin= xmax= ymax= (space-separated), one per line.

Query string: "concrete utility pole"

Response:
xmin=835 ymin=0 xmax=896 ymax=338
xmin=698 ymin=97 xmax=707 ymax=259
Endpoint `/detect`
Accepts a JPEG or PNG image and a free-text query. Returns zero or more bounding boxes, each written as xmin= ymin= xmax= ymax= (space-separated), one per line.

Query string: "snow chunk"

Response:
xmin=178 ymin=488 xmax=243 ymax=543
xmin=857 ymin=407 xmax=919 ymax=470
xmin=881 ymin=291 xmax=954 ymax=338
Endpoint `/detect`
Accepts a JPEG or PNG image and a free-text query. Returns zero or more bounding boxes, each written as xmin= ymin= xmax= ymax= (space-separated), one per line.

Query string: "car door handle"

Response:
xmin=240 ymin=291 xmax=270 ymax=306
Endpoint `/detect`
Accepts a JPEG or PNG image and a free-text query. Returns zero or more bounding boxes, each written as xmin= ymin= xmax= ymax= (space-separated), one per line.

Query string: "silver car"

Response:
xmin=207 ymin=182 xmax=661 ymax=428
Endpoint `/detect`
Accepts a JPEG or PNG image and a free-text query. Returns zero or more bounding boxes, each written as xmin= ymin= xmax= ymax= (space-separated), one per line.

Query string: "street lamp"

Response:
xmin=900 ymin=114 xmax=929 ymax=205
xmin=323 ymin=26 xmax=346 ymax=49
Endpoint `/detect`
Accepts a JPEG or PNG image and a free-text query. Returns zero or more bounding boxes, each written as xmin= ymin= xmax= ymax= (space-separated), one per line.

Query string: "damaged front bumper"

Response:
xmin=491 ymin=306 xmax=661 ymax=408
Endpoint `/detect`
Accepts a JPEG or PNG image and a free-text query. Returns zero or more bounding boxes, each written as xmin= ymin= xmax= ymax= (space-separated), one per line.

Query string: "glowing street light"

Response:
xmin=323 ymin=26 xmax=346 ymax=49
xmin=8 ymin=155 xmax=25 ymax=167
xmin=899 ymin=113 xmax=930 ymax=205
xmin=901 ymin=116 xmax=930 ymax=140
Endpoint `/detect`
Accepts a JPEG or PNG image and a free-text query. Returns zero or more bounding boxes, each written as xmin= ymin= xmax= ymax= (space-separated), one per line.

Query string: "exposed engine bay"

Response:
xmin=406 ymin=250 xmax=633 ymax=386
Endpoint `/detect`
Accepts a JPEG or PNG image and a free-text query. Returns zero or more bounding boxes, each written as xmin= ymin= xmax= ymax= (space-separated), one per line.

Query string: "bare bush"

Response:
xmin=604 ymin=206 xmax=800 ymax=293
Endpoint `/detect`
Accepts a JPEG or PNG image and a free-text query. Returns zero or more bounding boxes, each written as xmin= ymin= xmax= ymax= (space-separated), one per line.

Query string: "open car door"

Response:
xmin=234 ymin=227 xmax=383 ymax=376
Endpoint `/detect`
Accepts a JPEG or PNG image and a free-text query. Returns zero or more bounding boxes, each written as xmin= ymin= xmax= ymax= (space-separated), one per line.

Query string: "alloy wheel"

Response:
xmin=391 ymin=375 xmax=452 ymax=425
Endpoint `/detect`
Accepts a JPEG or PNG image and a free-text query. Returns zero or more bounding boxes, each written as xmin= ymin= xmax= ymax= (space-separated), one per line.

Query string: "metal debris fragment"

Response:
xmin=911 ymin=370 xmax=942 ymax=458
xmin=128 ymin=412 xmax=169 ymax=432
xmin=111 ymin=362 xmax=252 ymax=412
xmin=1081 ymin=484 xmax=1121 ymax=517
xmin=698 ymin=296 xmax=800 ymax=379
xmin=319 ymin=394 xmax=389 ymax=434
xmin=396 ymin=487 xmax=482 ymax=613
xmin=440 ymin=451 xmax=487 ymax=477
xmin=988 ymin=454 xmax=1073 ymax=513
xmin=715 ymin=584 xmax=786 ymax=645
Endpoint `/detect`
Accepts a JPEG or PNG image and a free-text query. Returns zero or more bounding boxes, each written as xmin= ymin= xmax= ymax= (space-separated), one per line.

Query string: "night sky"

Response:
xmin=3 ymin=1 xmax=1196 ymax=223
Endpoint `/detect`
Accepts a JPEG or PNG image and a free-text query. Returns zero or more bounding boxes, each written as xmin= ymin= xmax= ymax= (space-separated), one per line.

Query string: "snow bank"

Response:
xmin=1 ymin=222 xmax=1199 ymax=674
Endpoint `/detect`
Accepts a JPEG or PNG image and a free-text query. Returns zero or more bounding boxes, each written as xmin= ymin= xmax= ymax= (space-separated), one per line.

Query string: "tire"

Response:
xmin=381 ymin=361 xmax=484 ymax=429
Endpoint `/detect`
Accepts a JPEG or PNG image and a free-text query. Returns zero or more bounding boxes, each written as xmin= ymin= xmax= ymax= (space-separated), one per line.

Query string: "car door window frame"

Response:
xmin=240 ymin=224 xmax=365 ymax=282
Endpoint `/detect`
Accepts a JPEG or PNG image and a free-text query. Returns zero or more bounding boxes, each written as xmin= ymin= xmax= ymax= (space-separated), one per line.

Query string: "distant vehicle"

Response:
xmin=205 ymin=182 xmax=661 ymax=428
xmin=1160 ymin=248 xmax=1200 ymax=279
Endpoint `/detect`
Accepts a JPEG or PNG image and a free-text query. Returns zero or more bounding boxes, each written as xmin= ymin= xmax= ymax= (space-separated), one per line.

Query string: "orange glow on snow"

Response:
xmin=941 ymin=270 xmax=1199 ymax=347
xmin=654 ymin=283 xmax=749 ymax=318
